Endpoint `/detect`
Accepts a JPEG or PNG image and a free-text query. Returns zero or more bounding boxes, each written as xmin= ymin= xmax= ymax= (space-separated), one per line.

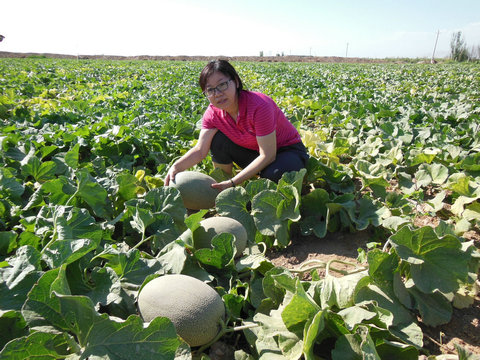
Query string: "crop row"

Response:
xmin=0 ymin=59 xmax=479 ymax=359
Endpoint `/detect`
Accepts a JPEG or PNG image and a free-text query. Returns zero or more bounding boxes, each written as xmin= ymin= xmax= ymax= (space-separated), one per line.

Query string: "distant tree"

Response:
xmin=0 ymin=35 xmax=5 ymax=42
xmin=471 ymin=44 xmax=480 ymax=60
xmin=450 ymin=31 xmax=469 ymax=61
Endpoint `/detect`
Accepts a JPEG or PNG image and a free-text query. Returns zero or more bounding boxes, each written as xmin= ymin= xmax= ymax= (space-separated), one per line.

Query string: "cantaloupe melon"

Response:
xmin=169 ymin=171 xmax=220 ymax=210
xmin=137 ymin=274 xmax=225 ymax=347
xmin=180 ymin=216 xmax=248 ymax=257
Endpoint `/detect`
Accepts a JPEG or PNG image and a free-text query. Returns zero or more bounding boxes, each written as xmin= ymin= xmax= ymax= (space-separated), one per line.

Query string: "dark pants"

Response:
xmin=210 ymin=131 xmax=309 ymax=183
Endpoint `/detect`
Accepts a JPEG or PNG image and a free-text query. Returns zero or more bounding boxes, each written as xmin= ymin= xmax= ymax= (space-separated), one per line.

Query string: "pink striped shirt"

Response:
xmin=201 ymin=91 xmax=301 ymax=151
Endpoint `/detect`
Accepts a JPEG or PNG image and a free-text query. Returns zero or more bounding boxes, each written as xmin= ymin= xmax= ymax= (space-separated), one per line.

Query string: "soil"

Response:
xmin=266 ymin=225 xmax=480 ymax=358
xmin=0 ymin=51 xmax=406 ymax=64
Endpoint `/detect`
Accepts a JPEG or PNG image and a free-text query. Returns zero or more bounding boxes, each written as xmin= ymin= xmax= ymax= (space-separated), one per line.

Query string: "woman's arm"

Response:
xmin=164 ymin=128 xmax=218 ymax=185
xmin=211 ymin=131 xmax=277 ymax=190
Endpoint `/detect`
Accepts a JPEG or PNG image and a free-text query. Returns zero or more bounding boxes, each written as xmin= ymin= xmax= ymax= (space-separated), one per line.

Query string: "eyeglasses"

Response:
xmin=204 ymin=79 xmax=233 ymax=98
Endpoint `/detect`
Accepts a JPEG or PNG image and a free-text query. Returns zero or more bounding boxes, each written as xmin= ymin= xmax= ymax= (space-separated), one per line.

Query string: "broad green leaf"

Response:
xmin=0 ymin=310 xmax=28 ymax=350
xmin=0 ymin=169 xmax=25 ymax=199
xmin=235 ymin=251 xmax=274 ymax=274
xmin=281 ymin=278 xmax=320 ymax=335
xmin=93 ymin=244 xmax=141 ymax=279
xmin=445 ymin=173 xmax=476 ymax=197
xmin=415 ymin=163 xmax=449 ymax=188
xmin=194 ymin=233 xmax=236 ymax=270
xmin=40 ymin=206 xmax=102 ymax=269
xmin=130 ymin=205 xmax=155 ymax=235
xmin=245 ymin=178 xmax=277 ymax=198
xmin=0 ymin=331 xmax=78 ymax=359
xmin=21 ymin=156 xmax=57 ymax=183
xmin=463 ymin=201 xmax=480 ymax=221
xmin=117 ymin=172 xmax=141 ymax=201
xmin=355 ymin=284 xmax=423 ymax=348
xmin=320 ymin=271 xmax=369 ymax=309
xmin=65 ymin=143 xmax=80 ymax=169
xmin=352 ymin=198 xmax=385 ymax=230
xmin=276 ymin=185 xmax=301 ymax=222
xmin=303 ymin=310 xmax=326 ymax=360
xmin=375 ymin=340 xmax=418 ymax=360
xmin=251 ymin=190 xmax=290 ymax=247
xmin=75 ymin=168 xmax=111 ymax=218
xmin=52 ymin=206 xmax=102 ymax=241
xmin=427 ymin=190 xmax=447 ymax=213
xmin=84 ymin=266 xmax=123 ymax=308
xmin=0 ymin=246 xmax=42 ymax=311
xmin=55 ymin=293 xmax=184 ymax=359
xmin=397 ymin=172 xmax=416 ymax=195
xmin=0 ymin=230 xmax=17 ymax=256
xmin=144 ymin=187 xmax=187 ymax=228
xmin=263 ymin=267 xmax=295 ymax=307
xmin=22 ymin=267 xmax=71 ymax=331
xmin=406 ymin=285 xmax=452 ymax=327
xmin=156 ymin=240 xmax=187 ymax=274
xmin=254 ymin=307 xmax=302 ymax=360
xmin=390 ymin=226 xmax=470 ymax=293
xmin=367 ymin=249 xmax=399 ymax=284
xmin=278 ymin=168 xmax=306 ymax=195
xmin=337 ymin=305 xmax=377 ymax=331
xmin=41 ymin=176 xmax=77 ymax=205
xmin=299 ymin=188 xmax=329 ymax=238
xmin=459 ymin=152 xmax=480 ymax=172
xmin=184 ymin=209 xmax=208 ymax=232
xmin=215 ymin=187 xmax=257 ymax=241
xmin=381 ymin=216 xmax=410 ymax=231
xmin=331 ymin=326 xmax=381 ymax=360
xmin=451 ymin=195 xmax=479 ymax=217
xmin=406 ymin=148 xmax=438 ymax=166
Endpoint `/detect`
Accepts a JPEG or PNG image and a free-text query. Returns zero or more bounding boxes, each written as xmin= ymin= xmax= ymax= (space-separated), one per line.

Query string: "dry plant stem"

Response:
xmin=290 ymin=259 xmax=366 ymax=277
xmin=325 ymin=259 xmax=365 ymax=277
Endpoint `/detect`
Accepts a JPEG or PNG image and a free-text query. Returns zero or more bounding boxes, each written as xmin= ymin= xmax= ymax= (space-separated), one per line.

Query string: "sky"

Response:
xmin=1 ymin=0 xmax=479 ymax=59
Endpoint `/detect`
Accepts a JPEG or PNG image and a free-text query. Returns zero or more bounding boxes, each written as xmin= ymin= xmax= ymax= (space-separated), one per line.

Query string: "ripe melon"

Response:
xmin=137 ymin=274 xmax=225 ymax=347
xmin=180 ymin=216 xmax=248 ymax=257
xmin=169 ymin=171 xmax=220 ymax=210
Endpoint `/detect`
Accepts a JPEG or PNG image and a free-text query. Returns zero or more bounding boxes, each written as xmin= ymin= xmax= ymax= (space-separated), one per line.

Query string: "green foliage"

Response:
xmin=0 ymin=59 xmax=479 ymax=359
xmin=450 ymin=31 xmax=469 ymax=62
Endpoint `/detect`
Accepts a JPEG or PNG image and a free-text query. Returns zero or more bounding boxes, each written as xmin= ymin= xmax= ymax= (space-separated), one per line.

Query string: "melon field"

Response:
xmin=0 ymin=58 xmax=479 ymax=359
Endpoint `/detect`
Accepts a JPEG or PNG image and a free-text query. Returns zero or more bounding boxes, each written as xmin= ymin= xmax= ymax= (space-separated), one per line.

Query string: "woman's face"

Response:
xmin=205 ymin=71 xmax=238 ymax=111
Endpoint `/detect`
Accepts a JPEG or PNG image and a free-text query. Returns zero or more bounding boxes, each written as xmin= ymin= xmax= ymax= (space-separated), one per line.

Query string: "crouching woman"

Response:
xmin=164 ymin=59 xmax=309 ymax=190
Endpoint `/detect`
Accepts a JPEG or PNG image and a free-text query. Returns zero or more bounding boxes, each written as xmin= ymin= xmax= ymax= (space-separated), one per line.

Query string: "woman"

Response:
xmin=164 ymin=59 xmax=308 ymax=190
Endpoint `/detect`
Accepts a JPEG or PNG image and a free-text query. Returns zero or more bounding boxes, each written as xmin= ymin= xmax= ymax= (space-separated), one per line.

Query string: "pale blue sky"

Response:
xmin=1 ymin=0 xmax=479 ymax=58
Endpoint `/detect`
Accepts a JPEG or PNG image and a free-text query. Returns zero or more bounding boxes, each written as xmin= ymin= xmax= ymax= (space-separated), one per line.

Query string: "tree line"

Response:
xmin=450 ymin=31 xmax=479 ymax=62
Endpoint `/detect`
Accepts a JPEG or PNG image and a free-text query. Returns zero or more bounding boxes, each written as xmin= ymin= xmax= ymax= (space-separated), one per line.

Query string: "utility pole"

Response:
xmin=346 ymin=42 xmax=349 ymax=57
xmin=431 ymin=30 xmax=439 ymax=64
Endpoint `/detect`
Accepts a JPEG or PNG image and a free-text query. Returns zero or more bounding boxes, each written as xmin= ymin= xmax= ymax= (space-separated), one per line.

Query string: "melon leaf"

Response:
xmin=55 ymin=293 xmax=185 ymax=359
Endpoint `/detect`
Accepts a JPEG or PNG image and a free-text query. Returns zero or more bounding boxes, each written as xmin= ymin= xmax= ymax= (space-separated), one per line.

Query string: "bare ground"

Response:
xmin=0 ymin=51 xmax=400 ymax=63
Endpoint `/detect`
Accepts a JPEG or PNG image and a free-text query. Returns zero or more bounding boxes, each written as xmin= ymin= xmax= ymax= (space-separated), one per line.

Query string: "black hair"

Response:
xmin=199 ymin=59 xmax=243 ymax=94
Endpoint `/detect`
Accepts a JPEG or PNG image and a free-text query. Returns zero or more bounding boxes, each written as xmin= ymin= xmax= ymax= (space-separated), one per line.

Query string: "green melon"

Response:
xmin=137 ymin=274 xmax=225 ymax=347
xmin=169 ymin=171 xmax=220 ymax=210
xmin=180 ymin=216 xmax=248 ymax=257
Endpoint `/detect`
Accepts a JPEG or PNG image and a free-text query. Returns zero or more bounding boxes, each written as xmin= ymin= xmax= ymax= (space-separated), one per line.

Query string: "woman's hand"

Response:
xmin=164 ymin=166 xmax=179 ymax=186
xmin=164 ymin=128 xmax=218 ymax=186
xmin=211 ymin=179 xmax=235 ymax=191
